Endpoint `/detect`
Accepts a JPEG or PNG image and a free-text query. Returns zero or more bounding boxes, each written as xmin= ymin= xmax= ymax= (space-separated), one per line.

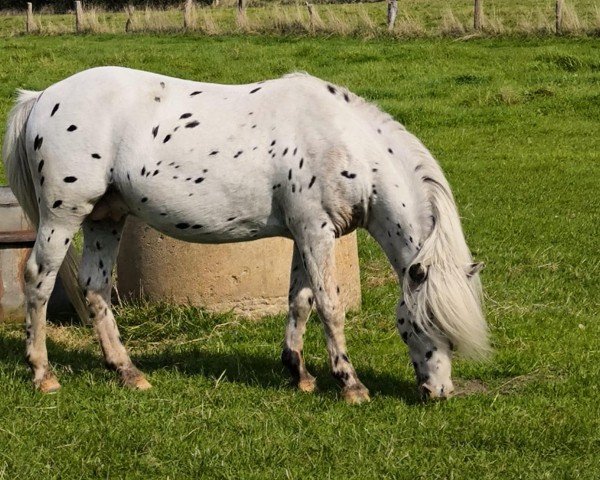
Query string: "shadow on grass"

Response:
xmin=135 ymin=347 xmax=422 ymax=404
xmin=0 ymin=330 xmax=421 ymax=404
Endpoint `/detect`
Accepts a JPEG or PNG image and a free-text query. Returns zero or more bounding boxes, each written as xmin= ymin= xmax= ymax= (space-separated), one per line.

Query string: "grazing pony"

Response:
xmin=3 ymin=67 xmax=488 ymax=403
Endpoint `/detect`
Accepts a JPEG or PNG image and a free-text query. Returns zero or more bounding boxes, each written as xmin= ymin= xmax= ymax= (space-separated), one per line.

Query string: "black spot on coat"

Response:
xmin=52 ymin=200 xmax=62 ymax=208
xmin=51 ymin=103 xmax=60 ymax=116
xmin=186 ymin=120 xmax=200 ymax=128
xmin=63 ymin=176 xmax=77 ymax=183
xmin=33 ymin=135 xmax=43 ymax=151
xmin=67 ymin=125 xmax=77 ymax=132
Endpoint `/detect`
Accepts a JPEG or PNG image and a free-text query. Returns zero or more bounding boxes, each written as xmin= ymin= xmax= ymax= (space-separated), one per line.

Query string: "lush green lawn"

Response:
xmin=0 ymin=35 xmax=599 ymax=478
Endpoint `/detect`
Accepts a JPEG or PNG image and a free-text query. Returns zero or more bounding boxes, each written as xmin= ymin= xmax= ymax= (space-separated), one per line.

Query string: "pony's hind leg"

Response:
xmin=292 ymin=225 xmax=369 ymax=404
xmin=79 ymin=218 xmax=151 ymax=390
xmin=282 ymin=245 xmax=316 ymax=393
xmin=24 ymin=219 xmax=82 ymax=392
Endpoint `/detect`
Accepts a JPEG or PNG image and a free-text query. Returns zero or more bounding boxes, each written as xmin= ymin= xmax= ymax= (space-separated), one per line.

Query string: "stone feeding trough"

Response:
xmin=117 ymin=217 xmax=362 ymax=317
xmin=0 ymin=186 xmax=72 ymax=322
xmin=0 ymin=186 xmax=36 ymax=321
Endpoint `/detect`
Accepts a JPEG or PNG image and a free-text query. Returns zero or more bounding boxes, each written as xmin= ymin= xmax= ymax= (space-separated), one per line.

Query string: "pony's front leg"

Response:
xmin=282 ymin=245 xmax=317 ymax=393
xmin=293 ymin=228 xmax=369 ymax=404
xmin=80 ymin=219 xmax=151 ymax=390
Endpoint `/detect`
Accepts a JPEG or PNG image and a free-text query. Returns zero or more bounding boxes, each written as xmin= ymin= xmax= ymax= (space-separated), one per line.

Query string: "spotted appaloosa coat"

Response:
xmin=3 ymin=66 xmax=489 ymax=402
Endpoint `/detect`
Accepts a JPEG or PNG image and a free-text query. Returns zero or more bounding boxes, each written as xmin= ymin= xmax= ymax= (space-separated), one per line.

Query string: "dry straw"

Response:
xmin=392 ymin=11 xmax=425 ymax=38
xmin=439 ymin=8 xmax=465 ymax=36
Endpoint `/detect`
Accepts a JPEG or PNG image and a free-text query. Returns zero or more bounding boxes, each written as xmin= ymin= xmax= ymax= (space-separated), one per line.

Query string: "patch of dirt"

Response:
xmin=453 ymin=378 xmax=489 ymax=397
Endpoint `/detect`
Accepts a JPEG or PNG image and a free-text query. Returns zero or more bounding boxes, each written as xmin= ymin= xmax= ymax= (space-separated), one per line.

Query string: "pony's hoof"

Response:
xmin=120 ymin=369 xmax=152 ymax=390
xmin=342 ymin=385 xmax=370 ymax=404
xmin=298 ymin=375 xmax=317 ymax=393
xmin=35 ymin=373 xmax=61 ymax=394
xmin=132 ymin=376 xmax=152 ymax=390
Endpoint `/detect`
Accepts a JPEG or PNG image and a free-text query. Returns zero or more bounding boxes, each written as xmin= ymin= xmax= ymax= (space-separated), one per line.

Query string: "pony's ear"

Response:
xmin=465 ymin=262 xmax=485 ymax=278
xmin=408 ymin=263 xmax=428 ymax=284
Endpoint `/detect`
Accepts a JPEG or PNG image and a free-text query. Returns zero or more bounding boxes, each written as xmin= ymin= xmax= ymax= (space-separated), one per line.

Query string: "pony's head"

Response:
xmin=397 ymin=260 xmax=488 ymax=400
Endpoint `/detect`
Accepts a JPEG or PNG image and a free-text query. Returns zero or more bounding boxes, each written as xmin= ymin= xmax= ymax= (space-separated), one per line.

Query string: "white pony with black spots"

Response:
xmin=3 ymin=67 xmax=488 ymax=402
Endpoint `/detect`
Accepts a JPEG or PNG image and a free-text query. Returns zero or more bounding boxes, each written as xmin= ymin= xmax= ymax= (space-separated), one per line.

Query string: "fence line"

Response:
xmin=17 ymin=1 xmax=594 ymax=37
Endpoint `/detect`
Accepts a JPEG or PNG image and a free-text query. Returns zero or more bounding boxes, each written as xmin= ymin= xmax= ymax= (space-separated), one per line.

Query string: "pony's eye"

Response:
xmin=408 ymin=263 xmax=428 ymax=284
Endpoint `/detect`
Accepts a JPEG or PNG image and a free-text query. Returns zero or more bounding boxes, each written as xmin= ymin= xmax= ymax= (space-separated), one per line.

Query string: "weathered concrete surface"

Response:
xmin=117 ymin=216 xmax=361 ymax=317
xmin=0 ymin=186 xmax=74 ymax=322
xmin=0 ymin=187 xmax=34 ymax=322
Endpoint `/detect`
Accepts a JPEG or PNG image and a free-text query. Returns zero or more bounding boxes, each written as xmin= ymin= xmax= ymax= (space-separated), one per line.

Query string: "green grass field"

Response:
xmin=0 ymin=34 xmax=599 ymax=478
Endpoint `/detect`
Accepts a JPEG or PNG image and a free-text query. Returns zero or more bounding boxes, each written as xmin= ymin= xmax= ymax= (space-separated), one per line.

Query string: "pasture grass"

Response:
xmin=0 ymin=35 xmax=599 ymax=478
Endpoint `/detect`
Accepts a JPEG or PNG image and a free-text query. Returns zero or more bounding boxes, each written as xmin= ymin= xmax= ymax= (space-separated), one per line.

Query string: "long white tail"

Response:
xmin=3 ymin=90 xmax=87 ymax=322
xmin=402 ymin=141 xmax=490 ymax=359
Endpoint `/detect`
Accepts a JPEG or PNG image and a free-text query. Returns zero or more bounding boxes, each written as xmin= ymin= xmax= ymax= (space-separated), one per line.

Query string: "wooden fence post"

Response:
xmin=184 ymin=0 xmax=195 ymax=30
xmin=555 ymin=0 xmax=563 ymax=34
xmin=75 ymin=1 xmax=83 ymax=32
xmin=474 ymin=0 xmax=483 ymax=30
xmin=387 ymin=0 xmax=398 ymax=32
xmin=26 ymin=2 xmax=36 ymax=33
xmin=125 ymin=5 xmax=134 ymax=33
xmin=306 ymin=1 xmax=314 ymax=28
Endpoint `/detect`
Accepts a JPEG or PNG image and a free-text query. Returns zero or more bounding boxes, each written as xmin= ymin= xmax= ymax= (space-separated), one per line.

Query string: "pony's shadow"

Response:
xmin=136 ymin=347 xmax=422 ymax=404
xmin=0 ymin=329 xmax=421 ymax=404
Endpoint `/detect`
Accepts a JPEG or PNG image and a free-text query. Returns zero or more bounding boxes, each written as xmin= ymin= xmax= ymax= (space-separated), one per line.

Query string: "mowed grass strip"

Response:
xmin=0 ymin=35 xmax=598 ymax=478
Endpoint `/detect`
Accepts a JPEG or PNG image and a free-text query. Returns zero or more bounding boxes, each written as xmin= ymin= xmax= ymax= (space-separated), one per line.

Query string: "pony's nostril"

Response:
xmin=419 ymin=383 xmax=433 ymax=399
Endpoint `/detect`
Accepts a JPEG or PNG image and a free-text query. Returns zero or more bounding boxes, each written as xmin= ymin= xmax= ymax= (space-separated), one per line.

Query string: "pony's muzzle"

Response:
xmin=419 ymin=381 xmax=454 ymax=401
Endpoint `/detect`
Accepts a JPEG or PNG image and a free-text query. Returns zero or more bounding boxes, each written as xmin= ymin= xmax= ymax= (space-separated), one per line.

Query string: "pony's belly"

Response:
xmin=146 ymin=218 xmax=290 ymax=244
